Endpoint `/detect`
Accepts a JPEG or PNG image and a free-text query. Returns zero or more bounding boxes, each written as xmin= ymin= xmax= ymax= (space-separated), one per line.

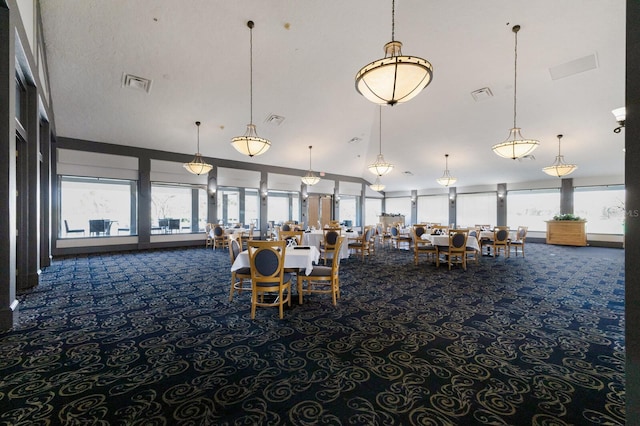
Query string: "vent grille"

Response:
xmin=122 ymin=73 xmax=152 ymax=93
xmin=264 ymin=114 xmax=285 ymax=126
xmin=471 ymin=87 xmax=493 ymax=102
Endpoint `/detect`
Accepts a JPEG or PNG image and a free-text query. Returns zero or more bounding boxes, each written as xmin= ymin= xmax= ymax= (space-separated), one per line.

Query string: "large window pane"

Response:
xmin=60 ymin=176 xmax=136 ymax=237
xmin=574 ymin=186 xmax=625 ymax=234
xmin=385 ymin=197 xmax=411 ymax=224
xmin=417 ymin=195 xmax=448 ymax=225
xmin=365 ymin=198 xmax=383 ymax=226
xmin=217 ymin=188 xmax=240 ymax=227
xmin=507 ymin=189 xmax=560 ymax=232
xmin=245 ymin=189 xmax=260 ymax=228
xmin=457 ymin=192 xmax=497 ymax=229
xmin=339 ymin=195 xmax=358 ymax=227
xmin=151 ymin=183 xmax=204 ymax=233
xmin=267 ymin=190 xmax=300 ymax=224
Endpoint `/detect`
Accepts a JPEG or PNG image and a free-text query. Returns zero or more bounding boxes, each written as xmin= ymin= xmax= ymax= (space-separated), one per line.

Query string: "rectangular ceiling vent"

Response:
xmin=549 ymin=54 xmax=598 ymax=80
xmin=122 ymin=73 xmax=152 ymax=93
xmin=265 ymin=114 xmax=285 ymax=126
xmin=471 ymin=87 xmax=493 ymax=102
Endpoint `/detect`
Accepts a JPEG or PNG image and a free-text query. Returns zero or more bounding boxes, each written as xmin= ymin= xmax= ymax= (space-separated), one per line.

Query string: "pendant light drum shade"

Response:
xmin=355 ymin=0 xmax=433 ymax=106
xmin=231 ymin=20 xmax=271 ymax=157
xmin=356 ymin=41 xmax=433 ymax=106
xmin=184 ymin=121 xmax=213 ymax=175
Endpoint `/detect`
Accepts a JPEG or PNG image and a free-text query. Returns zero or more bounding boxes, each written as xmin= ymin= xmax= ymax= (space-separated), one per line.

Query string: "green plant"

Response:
xmin=552 ymin=213 xmax=584 ymax=221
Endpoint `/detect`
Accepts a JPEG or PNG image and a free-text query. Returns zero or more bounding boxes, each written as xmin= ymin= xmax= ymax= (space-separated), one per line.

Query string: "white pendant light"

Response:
xmin=301 ymin=145 xmax=321 ymax=186
xmin=368 ymin=106 xmax=394 ymax=176
xmin=231 ymin=21 xmax=271 ymax=157
xmin=355 ymin=0 xmax=433 ymax=106
xmin=542 ymin=134 xmax=577 ymax=177
xmin=436 ymin=154 xmax=457 ymax=187
xmin=184 ymin=121 xmax=213 ymax=175
xmin=370 ymin=176 xmax=385 ymax=192
xmin=492 ymin=25 xmax=539 ymax=159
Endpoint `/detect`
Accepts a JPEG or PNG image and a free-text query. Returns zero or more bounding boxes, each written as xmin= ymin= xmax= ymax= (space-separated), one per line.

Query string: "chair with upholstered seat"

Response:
xmin=228 ymin=236 xmax=251 ymax=301
xmin=437 ymin=229 xmax=469 ymax=270
xmin=212 ymin=225 xmax=229 ymax=249
xmin=348 ymin=226 xmax=374 ymax=261
xmin=509 ymin=226 xmax=528 ymax=257
xmin=298 ymin=237 xmax=344 ymax=305
xmin=489 ymin=227 xmax=510 ymax=258
xmin=320 ymin=228 xmax=340 ymax=265
xmin=413 ymin=225 xmax=436 ymax=265
xmin=278 ymin=230 xmax=304 ymax=246
xmin=465 ymin=228 xmax=480 ymax=265
xmin=390 ymin=226 xmax=412 ymax=250
xmin=247 ymin=240 xmax=292 ymax=319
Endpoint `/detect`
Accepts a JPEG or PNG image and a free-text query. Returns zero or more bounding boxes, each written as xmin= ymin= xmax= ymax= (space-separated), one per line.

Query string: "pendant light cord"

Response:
xmin=379 ymin=106 xmax=383 ymax=154
xmin=308 ymin=146 xmax=313 ymax=170
xmin=512 ymin=25 xmax=519 ymax=129
xmin=196 ymin=121 xmax=201 ymax=152
xmin=557 ymin=134 xmax=562 ymax=156
xmin=391 ymin=0 xmax=395 ymax=41
xmin=248 ymin=21 xmax=254 ymax=125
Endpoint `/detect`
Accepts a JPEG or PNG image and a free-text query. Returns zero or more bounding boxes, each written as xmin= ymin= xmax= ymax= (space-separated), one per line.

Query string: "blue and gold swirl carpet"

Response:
xmin=0 ymin=243 xmax=625 ymax=425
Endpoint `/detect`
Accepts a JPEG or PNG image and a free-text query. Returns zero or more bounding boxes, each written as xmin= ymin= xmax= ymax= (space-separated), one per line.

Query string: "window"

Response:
xmin=574 ymin=186 xmax=625 ymax=234
xmin=385 ymin=197 xmax=412 ymax=224
xmin=417 ymin=195 xmax=448 ymax=225
xmin=60 ymin=176 xmax=137 ymax=237
xmin=507 ymin=189 xmax=560 ymax=232
xmin=339 ymin=195 xmax=358 ymax=226
xmin=267 ymin=190 xmax=300 ymax=224
xmin=365 ymin=198 xmax=383 ymax=226
xmin=152 ymin=183 xmax=206 ymax=233
xmin=457 ymin=192 xmax=497 ymax=229
xmin=245 ymin=189 xmax=260 ymax=228
xmin=217 ymin=188 xmax=241 ymax=227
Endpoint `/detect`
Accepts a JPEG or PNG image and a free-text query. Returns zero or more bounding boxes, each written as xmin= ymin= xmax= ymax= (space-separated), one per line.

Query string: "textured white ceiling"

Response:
xmin=40 ymin=0 xmax=626 ymax=192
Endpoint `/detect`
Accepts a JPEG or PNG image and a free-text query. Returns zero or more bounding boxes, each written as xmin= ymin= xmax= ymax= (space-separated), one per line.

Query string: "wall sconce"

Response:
xmin=301 ymin=187 xmax=308 ymax=200
xmin=612 ymin=107 xmax=625 ymax=133
xmin=335 ymin=196 xmax=340 ymax=205
xmin=260 ymin=182 xmax=268 ymax=200
xmin=208 ymin=177 xmax=217 ymax=195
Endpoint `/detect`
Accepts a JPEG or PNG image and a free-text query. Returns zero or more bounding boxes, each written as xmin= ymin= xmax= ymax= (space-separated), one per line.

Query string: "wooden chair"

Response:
xmin=298 ymin=237 xmax=344 ymax=305
xmin=205 ymin=223 xmax=214 ymax=248
xmin=247 ymin=240 xmax=292 ymax=319
xmin=375 ymin=223 xmax=391 ymax=249
xmin=320 ymin=228 xmax=341 ymax=265
xmin=280 ymin=223 xmax=292 ymax=231
xmin=413 ymin=225 xmax=436 ymax=265
xmin=212 ymin=225 xmax=229 ymax=249
xmin=64 ymin=220 xmax=85 ymax=236
xmin=490 ymin=227 xmax=511 ymax=257
xmin=509 ymin=226 xmax=528 ymax=257
xmin=279 ymin=230 xmax=304 ymax=246
xmin=465 ymin=228 xmax=480 ymax=265
xmin=437 ymin=229 xmax=469 ymax=270
xmin=390 ymin=226 xmax=412 ymax=250
xmin=348 ymin=226 xmax=374 ymax=261
xmin=228 ymin=236 xmax=251 ymax=301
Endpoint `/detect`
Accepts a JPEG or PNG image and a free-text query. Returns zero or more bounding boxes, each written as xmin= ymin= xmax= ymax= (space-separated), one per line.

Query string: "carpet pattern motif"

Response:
xmin=0 ymin=243 xmax=625 ymax=425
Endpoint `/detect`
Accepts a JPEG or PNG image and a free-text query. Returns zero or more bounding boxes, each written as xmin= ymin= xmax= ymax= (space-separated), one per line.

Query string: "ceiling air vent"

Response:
xmin=264 ymin=114 xmax=285 ymax=126
xmin=348 ymin=137 xmax=362 ymax=144
xmin=122 ymin=73 xmax=152 ymax=93
xmin=471 ymin=87 xmax=493 ymax=102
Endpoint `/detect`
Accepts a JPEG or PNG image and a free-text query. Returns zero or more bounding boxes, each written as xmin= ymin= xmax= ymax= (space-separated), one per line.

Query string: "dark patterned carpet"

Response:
xmin=0 ymin=242 xmax=625 ymax=425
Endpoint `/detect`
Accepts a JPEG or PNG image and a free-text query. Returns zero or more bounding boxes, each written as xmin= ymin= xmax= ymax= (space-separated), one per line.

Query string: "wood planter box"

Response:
xmin=546 ymin=220 xmax=587 ymax=246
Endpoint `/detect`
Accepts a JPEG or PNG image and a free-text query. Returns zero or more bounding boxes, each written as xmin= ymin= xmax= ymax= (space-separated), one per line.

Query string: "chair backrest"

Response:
xmin=228 ymin=236 xmax=242 ymax=263
xmin=449 ymin=229 xmax=469 ymax=250
xmin=413 ymin=225 xmax=426 ymax=237
xmin=89 ymin=219 xmax=106 ymax=233
xmin=331 ymin=237 xmax=345 ymax=272
xmin=495 ymin=228 xmax=509 ymax=242
xmin=281 ymin=223 xmax=291 ymax=231
xmin=248 ymin=240 xmax=287 ymax=285
xmin=390 ymin=226 xmax=399 ymax=237
xmin=324 ymin=229 xmax=340 ymax=246
xmin=516 ymin=226 xmax=528 ymax=240
xmin=279 ymin=230 xmax=304 ymax=246
xmin=214 ymin=225 xmax=225 ymax=237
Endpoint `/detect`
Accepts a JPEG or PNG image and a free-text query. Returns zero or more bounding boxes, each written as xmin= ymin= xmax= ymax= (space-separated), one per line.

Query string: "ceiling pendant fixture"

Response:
xmin=301 ymin=145 xmax=321 ymax=186
xmin=492 ymin=25 xmax=539 ymax=159
xmin=612 ymin=107 xmax=626 ymax=133
xmin=542 ymin=134 xmax=577 ymax=177
xmin=436 ymin=154 xmax=457 ymax=187
xmin=368 ymin=106 xmax=394 ymax=176
xmin=184 ymin=121 xmax=213 ymax=175
xmin=370 ymin=176 xmax=386 ymax=192
xmin=231 ymin=21 xmax=271 ymax=157
xmin=355 ymin=0 xmax=433 ymax=106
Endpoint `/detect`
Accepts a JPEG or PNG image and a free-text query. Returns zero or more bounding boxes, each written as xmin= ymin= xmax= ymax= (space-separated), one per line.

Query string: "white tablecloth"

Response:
xmin=231 ymin=246 xmax=320 ymax=276
xmin=422 ymin=234 xmax=480 ymax=252
xmin=302 ymin=230 xmax=357 ymax=260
